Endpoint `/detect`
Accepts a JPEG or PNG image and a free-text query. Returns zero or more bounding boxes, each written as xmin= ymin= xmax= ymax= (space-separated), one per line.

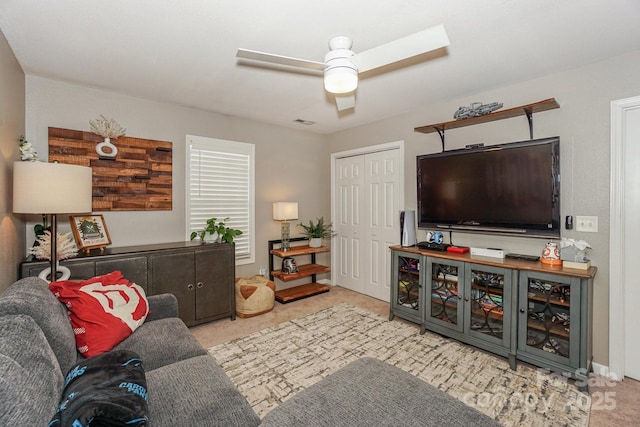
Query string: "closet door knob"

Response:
xmin=187 ymin=283 xmax=194 ymax=290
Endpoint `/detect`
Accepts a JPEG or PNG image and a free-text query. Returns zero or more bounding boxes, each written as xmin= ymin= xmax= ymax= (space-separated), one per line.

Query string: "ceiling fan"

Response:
xmin=236 ymin=24 xmax=449 ymax=112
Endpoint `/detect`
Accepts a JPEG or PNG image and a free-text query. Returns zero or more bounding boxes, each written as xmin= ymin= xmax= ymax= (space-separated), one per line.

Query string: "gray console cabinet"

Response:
xmin=19 ymin=241 xmax=235 ymax=326
xmin=389 ymin=246 xmax=595 ymax=385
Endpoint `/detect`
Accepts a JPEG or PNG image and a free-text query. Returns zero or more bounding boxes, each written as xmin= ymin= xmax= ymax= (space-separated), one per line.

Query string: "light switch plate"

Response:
xmin=576 ymin=216 xmax=598 ymax=232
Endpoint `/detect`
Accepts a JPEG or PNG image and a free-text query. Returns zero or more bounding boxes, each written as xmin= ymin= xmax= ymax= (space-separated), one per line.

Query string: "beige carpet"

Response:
xmin=208 ymin=303 xmax=590 ymax=426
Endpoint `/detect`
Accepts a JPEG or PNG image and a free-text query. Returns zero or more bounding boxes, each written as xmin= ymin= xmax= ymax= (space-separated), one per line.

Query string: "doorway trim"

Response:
xmin=330 ymin=140 xmax=405 ymax=286
xmin=609 ymin=95 xmax=640 ymax=380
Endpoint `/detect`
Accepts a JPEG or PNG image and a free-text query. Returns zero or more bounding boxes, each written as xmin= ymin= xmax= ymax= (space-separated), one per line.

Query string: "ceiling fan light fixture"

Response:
xmin=324 ymin=66 xmax=358 ymax=94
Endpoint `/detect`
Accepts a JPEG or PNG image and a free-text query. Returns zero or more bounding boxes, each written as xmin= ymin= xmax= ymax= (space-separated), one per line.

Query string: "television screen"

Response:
xmin=417 ymin=137 xmax=560 ymax=238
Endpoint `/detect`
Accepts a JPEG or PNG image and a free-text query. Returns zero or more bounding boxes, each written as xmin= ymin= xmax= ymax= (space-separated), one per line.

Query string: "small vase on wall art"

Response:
xmin=298 ymin=217 xmax=336 ymax=248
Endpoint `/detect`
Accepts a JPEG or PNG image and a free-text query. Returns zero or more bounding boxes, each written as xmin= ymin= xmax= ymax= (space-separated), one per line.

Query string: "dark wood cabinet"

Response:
xmin=19 ymin=241 xmax=235 ymax=326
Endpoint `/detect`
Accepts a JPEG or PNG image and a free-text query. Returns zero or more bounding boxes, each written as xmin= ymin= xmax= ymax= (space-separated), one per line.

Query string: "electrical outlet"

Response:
xmin=576 ymin=216 xmax=598 ymax=232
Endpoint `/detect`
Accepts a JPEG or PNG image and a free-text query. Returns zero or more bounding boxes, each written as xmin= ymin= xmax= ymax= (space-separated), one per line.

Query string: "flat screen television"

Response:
xmin=417 ymin=136 xmax=560 ymax=238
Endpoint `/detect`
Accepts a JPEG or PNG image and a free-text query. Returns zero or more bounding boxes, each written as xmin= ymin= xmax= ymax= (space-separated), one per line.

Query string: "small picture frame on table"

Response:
xmin=69 ymin=214 xmax=112 ymax=254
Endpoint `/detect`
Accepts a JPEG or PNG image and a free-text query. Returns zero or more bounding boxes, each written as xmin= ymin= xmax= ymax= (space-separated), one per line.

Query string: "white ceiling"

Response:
xmin=1 ymin=1 xmax=639 ymax=134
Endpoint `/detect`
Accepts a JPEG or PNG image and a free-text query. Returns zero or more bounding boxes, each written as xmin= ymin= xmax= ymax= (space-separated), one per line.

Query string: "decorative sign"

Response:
xmin=48 ymin=127 xmax=172 ymax=211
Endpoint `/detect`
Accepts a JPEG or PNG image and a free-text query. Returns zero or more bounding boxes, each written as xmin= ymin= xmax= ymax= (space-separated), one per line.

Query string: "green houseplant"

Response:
xmin=190 ymin=217 xmax=242 ymax=244
xmin=298 ymin=217 xmax=336 ymax=248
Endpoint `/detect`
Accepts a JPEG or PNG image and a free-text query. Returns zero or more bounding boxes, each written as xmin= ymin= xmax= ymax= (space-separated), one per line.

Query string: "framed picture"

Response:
xmin=69 ymin=214 xmax=112 ymax=252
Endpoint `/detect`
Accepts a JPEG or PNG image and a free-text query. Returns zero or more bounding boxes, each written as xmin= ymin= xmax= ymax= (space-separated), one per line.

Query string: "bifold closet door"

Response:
xmin=335 ymin=149 xmax=400 ymax=301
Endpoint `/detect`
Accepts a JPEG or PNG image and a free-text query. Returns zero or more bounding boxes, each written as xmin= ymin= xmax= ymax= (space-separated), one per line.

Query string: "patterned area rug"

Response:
xmin=208 ymin=303 xmax=590 ymax=426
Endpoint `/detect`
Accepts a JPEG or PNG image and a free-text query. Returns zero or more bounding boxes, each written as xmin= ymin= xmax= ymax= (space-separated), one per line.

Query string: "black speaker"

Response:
xmin=400 ymin=210 xmax=417 ymax=247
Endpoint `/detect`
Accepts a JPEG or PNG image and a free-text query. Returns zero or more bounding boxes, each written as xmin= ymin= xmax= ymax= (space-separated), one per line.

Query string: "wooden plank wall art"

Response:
xmin=48 ymin=127 xmax=172 ymax=211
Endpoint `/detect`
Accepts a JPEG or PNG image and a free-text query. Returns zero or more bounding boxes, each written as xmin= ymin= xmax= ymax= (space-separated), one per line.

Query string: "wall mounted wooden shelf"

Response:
xmin=414 ymin=98 xmax=559 ymax=151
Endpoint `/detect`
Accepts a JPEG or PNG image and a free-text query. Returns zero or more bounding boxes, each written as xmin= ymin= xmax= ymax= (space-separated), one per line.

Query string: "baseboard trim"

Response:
xmin=592 ymin=362 xmax=621 ymax=380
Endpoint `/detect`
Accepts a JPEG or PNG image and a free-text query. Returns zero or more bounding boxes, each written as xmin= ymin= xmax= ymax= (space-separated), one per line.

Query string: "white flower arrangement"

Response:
xmin=29 ymin=231 xmax=78 ymax=261
xmin=19 ymin=135 xmax=39 ymax=161
xmin=89 ymin=115 xmax=126 ymax=139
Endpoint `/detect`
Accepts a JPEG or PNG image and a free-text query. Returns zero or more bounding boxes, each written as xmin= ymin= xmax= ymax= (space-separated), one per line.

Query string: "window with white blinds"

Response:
xmin=186 ymin=135 xmax=255 ymax=265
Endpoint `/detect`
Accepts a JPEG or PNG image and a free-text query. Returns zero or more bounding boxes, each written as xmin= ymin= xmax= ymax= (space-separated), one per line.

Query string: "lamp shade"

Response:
xmin=273 ymin=202 xmax=298 ymax=221
xmin=13 ymin=161 xmax=93 ymax=214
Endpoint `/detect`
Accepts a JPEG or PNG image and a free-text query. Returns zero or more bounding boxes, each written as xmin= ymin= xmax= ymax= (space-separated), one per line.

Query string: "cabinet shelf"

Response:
xmin=399 ymin=268 xmax=420 ymax=276
xmin=527 ymin=320 xmax=570 ymax=339
xmin=527 ymin=293 xmax=570 ymax=308
xmin=414 ymin=98 xmax=560 ymax=150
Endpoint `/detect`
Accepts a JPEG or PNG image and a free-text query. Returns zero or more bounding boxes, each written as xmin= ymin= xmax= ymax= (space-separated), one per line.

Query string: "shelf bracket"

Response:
xmin=434 ymin=127 xmax=446 ymax=152
xmin=524 ymin=107 xmax=534 ymax=139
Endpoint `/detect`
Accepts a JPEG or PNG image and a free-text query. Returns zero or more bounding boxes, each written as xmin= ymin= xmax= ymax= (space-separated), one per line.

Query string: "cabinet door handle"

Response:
xmin=519 ymin=308 xmax=525 ymax=313
xmin=197 ymin=282 xmax=204 ymax=288
xmin=465 ymin=297 xmax=469 ymax=301
xmin=187 ymin=283 xmax=194 ymax=290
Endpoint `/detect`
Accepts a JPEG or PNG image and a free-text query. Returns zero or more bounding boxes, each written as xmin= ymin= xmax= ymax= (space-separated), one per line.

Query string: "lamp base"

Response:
xmin=280 ymin=220 xmax=291 ymax=251
xmin=38 ymin=262 xmax=71 ymax=283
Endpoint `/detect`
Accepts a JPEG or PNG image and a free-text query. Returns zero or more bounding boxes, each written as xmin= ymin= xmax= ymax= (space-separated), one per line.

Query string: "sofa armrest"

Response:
xmin=145 ymin=293 xmax=179 ymax=322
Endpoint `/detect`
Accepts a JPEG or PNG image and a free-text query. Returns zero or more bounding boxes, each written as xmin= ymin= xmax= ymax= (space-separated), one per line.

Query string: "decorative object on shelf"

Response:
xmin=29 ymin=230 xmax=78 ymax=260
xmin=18 ymin=135 xmax=39 ymax=161
xmin=281 ymin=257 xmax=298 ymax=274
xmin=273 ymin=202 xmax=298 ymax=251
xmin=29 ymin=230 xmax=77 ymax=282
xmin=89 ymin=115 xmax=126 ymax=158
xmin=453 ymin=102 xmax=503 ymax=120
xmin=190 ymin=217 xmax=243 ymax=243
xmin=559 ymin=238 xmax=592 ymax=269
xmin=540 ymin=241 xmax=562 ymax=266
xmin=69 ymin=214 xmax=112 ymax=254
xmin=297 ymin=216 xmax=336 ymax=248
xmin=13 ymin=161 xmax=93 ymax=282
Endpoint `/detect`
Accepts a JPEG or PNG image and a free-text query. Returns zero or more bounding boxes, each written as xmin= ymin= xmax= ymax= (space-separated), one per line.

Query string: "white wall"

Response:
xmin=0 ymin=29 xmax=25 ymax=288
xmin=326 ymin=49 xmax=640 ymax=367
xmin=24 ymin=76 xmax=331 ymax=279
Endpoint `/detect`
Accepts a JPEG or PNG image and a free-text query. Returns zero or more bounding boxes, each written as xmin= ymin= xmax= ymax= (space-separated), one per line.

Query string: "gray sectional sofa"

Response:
xmin=0 ymin=276 xmax=499 ymax=426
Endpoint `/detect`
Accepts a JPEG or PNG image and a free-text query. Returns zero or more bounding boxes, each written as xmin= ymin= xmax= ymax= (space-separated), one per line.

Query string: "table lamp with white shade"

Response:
xmin=13 ymin=161 xmax=93 ymax=281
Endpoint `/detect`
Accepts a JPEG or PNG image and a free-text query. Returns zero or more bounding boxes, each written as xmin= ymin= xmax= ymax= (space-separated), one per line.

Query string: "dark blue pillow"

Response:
xmin=49 ymin=350 xmax=148 ymax=427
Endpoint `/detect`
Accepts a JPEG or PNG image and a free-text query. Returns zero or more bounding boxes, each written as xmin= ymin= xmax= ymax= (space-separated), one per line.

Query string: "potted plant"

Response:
xmin=298 ymin=217 xmax=336 ymax=248
xmin=190 ymin=217 xmax=242 ymax=244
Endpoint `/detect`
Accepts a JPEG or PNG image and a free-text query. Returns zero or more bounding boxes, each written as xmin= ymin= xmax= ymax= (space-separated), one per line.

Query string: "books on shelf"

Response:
xmin=563 ymin=260 xmax=591 ymax=270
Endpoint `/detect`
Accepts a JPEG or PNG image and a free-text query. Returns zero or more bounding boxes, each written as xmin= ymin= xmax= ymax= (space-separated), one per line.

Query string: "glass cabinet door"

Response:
xmin=397 ymin=255 xmax=420 ymax=310
xmin=519 ymin=272 xmax=580 ymax=367
xmin=390 ymin=252 xmax=422 ymax=323
xmin=465 ymin=265 xmax=511 ymax=348
xmin=426 ymin=259 xmax=464 ymax=332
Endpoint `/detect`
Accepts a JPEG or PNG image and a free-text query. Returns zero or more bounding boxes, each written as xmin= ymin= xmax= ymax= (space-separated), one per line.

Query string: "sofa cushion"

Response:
xmin=50 ymin=350 xmax=148 ymax=427
xmin=146 ymin=354 xmax=260 ymax=426
xmin=260 ymin=357 xmax=500 ymax=427
xmin=111 ymin=317 xmax=207 ymax=371
xmin=0 ymin=314 xmax=64 ymax=426
xmin=50 ymin=271 xmax=149 ymax=357
xmin=0 ymin=277 xmax=78 ymax=374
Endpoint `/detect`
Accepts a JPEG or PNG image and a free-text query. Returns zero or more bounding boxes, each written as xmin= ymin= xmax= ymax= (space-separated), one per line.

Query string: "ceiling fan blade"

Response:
xmin=237 ymin=48 xmax=325 ymax=70
xmin=351 ymin=24 xmax=449 ymax=73
xmin=335 ymin=94 xmax=356 ymax=111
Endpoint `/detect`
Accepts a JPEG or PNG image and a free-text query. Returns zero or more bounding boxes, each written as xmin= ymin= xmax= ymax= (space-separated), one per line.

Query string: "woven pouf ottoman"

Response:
xmin=235 ymin=275 xmax=276 ymax=318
